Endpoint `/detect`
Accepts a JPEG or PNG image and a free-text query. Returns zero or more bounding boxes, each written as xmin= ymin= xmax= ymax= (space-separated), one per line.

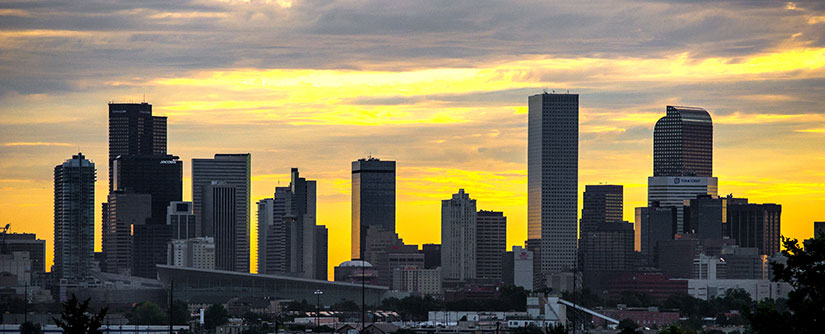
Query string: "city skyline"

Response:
xmin=2 ymin=1 xmax=825 ymax=278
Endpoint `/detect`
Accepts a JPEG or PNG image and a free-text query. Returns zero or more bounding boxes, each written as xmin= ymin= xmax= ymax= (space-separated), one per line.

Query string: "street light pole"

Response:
xmin=314 ymin=289 xmax=324 ymax=328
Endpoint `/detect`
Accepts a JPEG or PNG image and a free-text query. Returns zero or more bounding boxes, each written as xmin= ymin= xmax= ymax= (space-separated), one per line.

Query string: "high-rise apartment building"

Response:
xmin=528 ymin=92 xmax=578 ymax=274
xmin=441 ymin=189 xmax=477 ymax=281
xmin=648 ymin=106 xmax=716 ymax=233
xmin=108 ymin=102 xmax=166 ymax=191
xmin=352 ymin=157 xmax=396 ymax=260
xmin=168 ymin=201 xmax=197 ymax=240
xmin=103 ymin=190 xmax=150 ymax=275
xmin=54 ymin=153 xmax=96 ymax=280
xmin=726 ymin=198 xmax=781 ymax=256
xmin=580 ymin=185 xmax=624 ymax=234
xmin=192 ymin=154 xmax=251 ymax=271
xmin=476 ymin=210 xmax=506 ymax=281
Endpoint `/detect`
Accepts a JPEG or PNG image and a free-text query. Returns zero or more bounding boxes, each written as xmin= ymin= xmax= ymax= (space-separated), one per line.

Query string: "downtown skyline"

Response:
xmin=2 ymin=1 xmax=825 ymax=278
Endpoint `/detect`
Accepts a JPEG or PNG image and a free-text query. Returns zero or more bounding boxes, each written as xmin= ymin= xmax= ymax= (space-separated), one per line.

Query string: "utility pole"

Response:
xmin=169 ymin=280 xmax=174 ymax=334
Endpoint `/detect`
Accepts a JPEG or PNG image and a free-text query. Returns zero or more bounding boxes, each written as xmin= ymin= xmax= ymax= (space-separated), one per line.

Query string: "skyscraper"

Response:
xmin=203 ymin=181 xmax=239 ymax=271
xmin=103 ymin=190 xmax=150 ymax=275
xmin=441 ymin=189 xmax=477 ymax=281
xmin=352 ymin=157 xmax=396 ymax=260
xmin=108 ymin=102 xmax=166 ymax=191
xmin=3 ymin=233 xmax=47 ymax=274
xmin=476 ymin=210 xmax=506 ymax=281
xmin=192 ymin=153 xmax=251 ymax=271
xmin=528 ymin=92 xmax=578 ymax=274
xmin=653 ymin=106 xmax=713 ymax=177
xmin=648 ymin=106 xmax=717 ymax=233
xmin=111 ymin=154 xmax=183 ymax=278
xmin=726 ymin=197 xmax=781 ymax=256
xmin=580 ymin=185 xmax=624 ymax=234
xmin=54 ymin=153 xmax=96 ymax=280
xmin=256 ymin=168 xmax=323 ymax=279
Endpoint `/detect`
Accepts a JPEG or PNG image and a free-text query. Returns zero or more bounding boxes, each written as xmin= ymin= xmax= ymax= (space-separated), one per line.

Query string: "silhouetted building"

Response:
xmin=192 ymin=154 xmax=251 ymax=272
xmin=581 ymin=221 xmax=635 ymax=273
xmin=653 ymin=106 xmax=713 ymax=177
xmin=334 ymin=260 xmax=378 ymax=285
xmin=421 ymin=244 xmax=441 ymax=269
xmin=476 ymin=210 xmax=506 ymax=281
xmin=168 ymin=202 xmax=196 ymax=240
xmin=54 ymin=153 xmax=96 ymax=281
xmin=637 ymin=204 xmax=677 ymax=265
xmin=815 ymin=221 xmax=825 ymax=237
xmin=361 ymin=225 xmax=420 ymax=287
xmin=726 ymin=197 xmax=781 ymax=256
xmin=721 ymin=245 xmax=767 ymax=280
xmin=528 ymin=92 xmax=578 ymax=274
xmin=108 ymin=102 xmax=166 ymax=191
xmin=315 ymin=225 xmax=328 ymax=281
xmin=648 ymin=176 xmax=717 ymax=234
xmin=203 ymin=182 xmax=240 ymax=272
xmin=111 ymin=154 xmax=183 ymax=278
xmin=684 ymin=195 xmax=726 ymax=239
xmin=2 ymin=233 xmax=46 ymax=274
xmin=257 ymin=169 xmax=322 ymax=279
xmin=352 ymin=157 xmax=396 ymax=260
xmin=167 ymin=237 xmax=215 ymax=270
xmin=581 ymin=185 xmax=623 ymax=234
xmin=103 ymin=190 xmax=150 ymax=275
xmin=441 ymin=189 xmax=477 ymax=281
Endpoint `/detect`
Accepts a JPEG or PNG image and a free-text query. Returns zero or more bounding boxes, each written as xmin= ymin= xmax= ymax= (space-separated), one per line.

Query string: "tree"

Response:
xmin=658 ymin=324 xmax=696 ymax=334
xmin=204 ymin=304 xmax=229 ymax=330
xmin=20 ymin=322 xmax=43 ymax=334
xmin=171 ymin=300 xmax=191 ymax=325
xmin=53 ymin=294 xmax=108 ymax=334
xmin=127 ymin=302 xmax=166 ymax=325
xmin=747 ymin=235 xmax=825 ymax=333
xmin=617 ymin=318 xmax=639 ymax=331
xmin=547 ymin=323 xmax=566 ymax=334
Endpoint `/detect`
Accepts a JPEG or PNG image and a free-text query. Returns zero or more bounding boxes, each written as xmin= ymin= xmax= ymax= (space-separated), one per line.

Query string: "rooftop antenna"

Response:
xmin=142 ymin=94 xmax=145 ymax=103
xmin=552 ymin=90 xmax=555 ymax=93
xmin=543 ymin=88 xmax=548 ymax=94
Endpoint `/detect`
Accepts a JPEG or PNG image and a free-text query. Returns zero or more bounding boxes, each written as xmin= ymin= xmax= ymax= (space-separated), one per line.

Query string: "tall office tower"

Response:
xmin=111 ymin=154 xmax=183 ymax=278
xmin=315 ymin=225 xmax=329 ymax=280
xmin=476 ymin=210 xmax=507 ymax=281
xmin=203 ymin=182 xmax=239 ymax=271
xmin=649 ymin=106 xmax=716 ymax=233
xmin=352 ymin=157 xmax=396 ymax=260
xmin=441 ymin=189 xmax=477 ymax=281
xmin=3 ymin=233 xmax=47 ymax=274
xmin=528 ymin=92 xmax=578 ymax=274
xmin=168 ymin=202 xmax=197 ymax=240
xmin=580 ymin=185 xmax=623 ymax=234
xmin=256 ymin=169 xmax=319 ymax=278
xmin=726 ymin=197 xmax=781 ymax=256
xmin=636 ymin=204 xmax=677 ymax=265
xmin=683 ymin=195 xmax=727 ymax=239
xmin=653 ymin=106 xmax=713 ymax=177
xmin=192 ymin=154 xmax=251 ymax=271
xmin=54 ymin=153 xmax=96 ymax=280
xmin=103 ymin=190 xmax=150 ymax=275
xmin=108 ymin=102 xmax=166 ymax=191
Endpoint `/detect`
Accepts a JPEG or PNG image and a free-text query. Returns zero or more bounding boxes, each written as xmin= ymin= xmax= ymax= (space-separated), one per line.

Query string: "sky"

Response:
xmin=1 ymin=0 xmax=825 ymax=278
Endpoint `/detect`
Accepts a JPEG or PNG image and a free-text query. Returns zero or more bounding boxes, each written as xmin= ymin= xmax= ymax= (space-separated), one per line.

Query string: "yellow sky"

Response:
xmin=2 ymin=1 xmax=825 ymax=279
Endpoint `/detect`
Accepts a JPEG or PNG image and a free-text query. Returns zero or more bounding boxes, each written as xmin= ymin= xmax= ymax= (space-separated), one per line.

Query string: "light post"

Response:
xmin=314 ymin=289 xmax=324 ymax=328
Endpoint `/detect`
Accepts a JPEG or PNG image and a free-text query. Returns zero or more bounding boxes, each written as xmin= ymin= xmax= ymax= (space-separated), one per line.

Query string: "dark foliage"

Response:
xmin=20 ymin=322 xmax=42 ymax=334
xmin=204 ymin=304 xmax=229 ymax=330
xmin=747 ymin=234 xmax=825 ymax=333
xmin=53 ymin=294 xmax=108 ymax=334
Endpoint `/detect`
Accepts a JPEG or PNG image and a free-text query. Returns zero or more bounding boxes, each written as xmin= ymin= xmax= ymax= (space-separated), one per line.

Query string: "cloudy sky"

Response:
xmin=2 ymin=0 xmax=825 ymax=276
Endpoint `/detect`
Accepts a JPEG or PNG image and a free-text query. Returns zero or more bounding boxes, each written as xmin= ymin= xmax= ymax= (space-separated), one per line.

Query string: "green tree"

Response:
xmin=658 ymin=324 xmax=696 ymax=334
xmin=53 ymin=294 xmax=108 ymax=334
xmin=19 ymin=322 xmax=43 ymax=334
xmin=204 ymin=304 xmax=229 ymax=330
xmin=127 ymin=302 xmax=166 ymax=324
xmin=747 ymin=235 xmax=825 ymax=333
